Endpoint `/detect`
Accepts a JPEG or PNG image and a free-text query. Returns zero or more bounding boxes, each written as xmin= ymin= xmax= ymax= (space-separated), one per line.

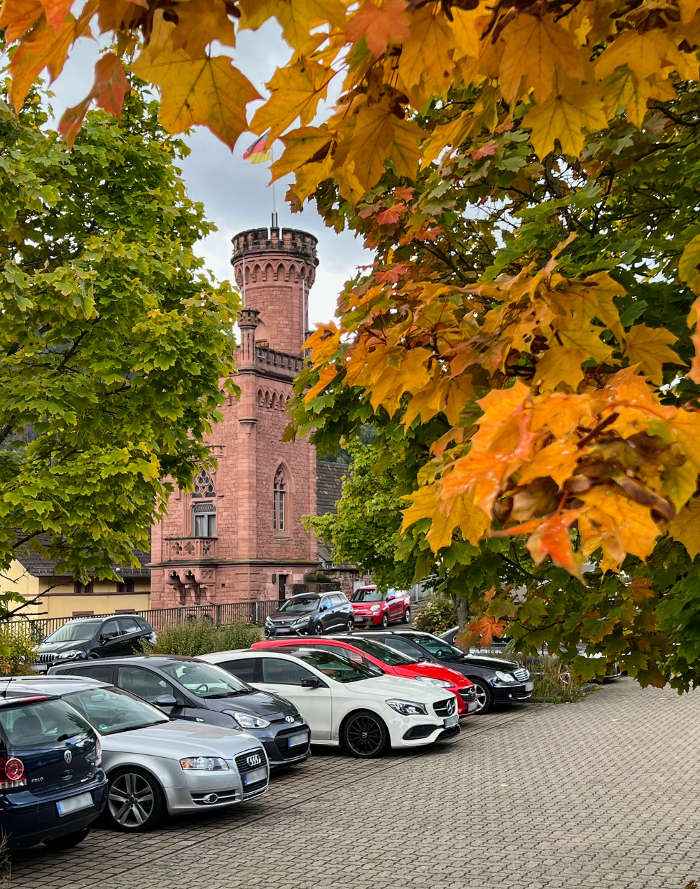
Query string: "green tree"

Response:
xmin=0 ymin=84 xmax=239 ymax=580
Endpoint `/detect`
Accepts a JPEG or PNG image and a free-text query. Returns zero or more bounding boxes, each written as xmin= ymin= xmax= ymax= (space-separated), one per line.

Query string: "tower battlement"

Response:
xmin=232 ymin=227 xmax=318 ymax=265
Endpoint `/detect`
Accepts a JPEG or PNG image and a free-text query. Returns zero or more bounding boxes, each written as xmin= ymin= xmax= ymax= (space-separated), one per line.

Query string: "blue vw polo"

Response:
xmin=0 ymin=693 xmax=107 ymax=849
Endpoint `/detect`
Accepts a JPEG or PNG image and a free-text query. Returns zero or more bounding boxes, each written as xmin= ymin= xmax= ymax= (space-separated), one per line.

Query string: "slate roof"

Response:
xmin=316 ymin=459 xmax=347 ymax=516
xmin=15 ymin=536 xmax=151 ymax=578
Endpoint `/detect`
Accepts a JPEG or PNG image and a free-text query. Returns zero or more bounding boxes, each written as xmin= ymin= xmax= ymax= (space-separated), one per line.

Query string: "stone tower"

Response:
xmin=149 ymin=221 xmax=320 ymax=606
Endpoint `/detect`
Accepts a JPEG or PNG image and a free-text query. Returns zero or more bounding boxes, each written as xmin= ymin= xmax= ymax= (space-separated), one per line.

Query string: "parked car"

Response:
xmin=5 ymin=676 xmax=269 ymax=832
xmin=48 ymin=654 xmax=310 ymax=768
xmin=263 ymin=592 xmax=354 ymax=637
xmin=350 ymin=586 xmax=412 ymax=627
xmin=253 ymin=636 xmax=478 ymax=716
xmin=33 ymin=615 xmax=157 ymax=672
xmin=200 ymin=647 xmax=460 ymax=758
xmin=0 ymin=692 xmax=107 ymax=849
xmin=354 ymin=630 xmax=533 ymax=714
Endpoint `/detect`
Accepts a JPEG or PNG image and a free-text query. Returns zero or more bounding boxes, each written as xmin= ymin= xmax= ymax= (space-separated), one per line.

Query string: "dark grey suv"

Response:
xmin=264 ymin=592 xmax=354 ymax=638
xmin=33 ymin=615 xmax=156 ymax=673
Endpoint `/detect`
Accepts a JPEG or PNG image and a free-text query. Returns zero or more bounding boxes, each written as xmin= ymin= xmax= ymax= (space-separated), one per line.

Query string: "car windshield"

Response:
xmin=338 ymin=636 xmax=418 ymax=666
xmin=43 ymin=621 xmax=101 ymax=644
xmin=160 ymin=661 xmax=251 ymax=698
xmin=278 ymin=596 xmax=318 ymax=613
xmin=351 ymin=588 xmax=382 ymax=603
xmin=404 ymin=633 xmax=464 ymax=659
xmin=66 ymin=687 xmax=169 ymax=735
xmin=294 ymin=649 xmax=383 ymax=682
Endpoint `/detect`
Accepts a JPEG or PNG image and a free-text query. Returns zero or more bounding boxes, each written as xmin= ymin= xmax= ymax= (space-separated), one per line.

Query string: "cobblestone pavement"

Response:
xmin=8 ymin=678 xmax=700 ymax=889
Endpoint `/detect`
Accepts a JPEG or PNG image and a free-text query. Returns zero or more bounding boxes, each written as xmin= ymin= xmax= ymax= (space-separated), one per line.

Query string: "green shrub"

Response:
xmin=0 ymin=626 xmax=37 ymax=676
xmin=144 ymin=619 xmax=261 ymax=656
xmin=526 ymin=654 xmax=588 ymax=703
xmin=413 ymin=597 xmax=457 ymax=635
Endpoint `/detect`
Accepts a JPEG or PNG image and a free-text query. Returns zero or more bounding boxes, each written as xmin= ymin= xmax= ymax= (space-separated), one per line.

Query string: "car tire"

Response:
xmin=341 ymin=710 xmax=389 ymax=758
xmin=471 ymin=678 xmax=493 ymax=714
xmin=106 ymin=767 xmax=164 ymax=832
xmin=381 ymin=613 xmax=389 ymax=628
xmin=403 ymin=607 xmax=411 ymax=624
xmin=314 ymin=621 xmax=325 ymax=635
xmin=43 ymin=828 xmax=90 ymax=850
xmin=345 ymin=617 xmax=354 ymax=633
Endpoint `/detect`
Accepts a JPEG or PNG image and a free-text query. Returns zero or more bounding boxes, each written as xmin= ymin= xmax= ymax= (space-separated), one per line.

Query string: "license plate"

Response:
xmin=467 ymin=701 xmax=479 ymax=712
xmin=274 ymin=628 xmax=290 ymax=634
xmin=525 ymin=681 xmax=534 ymax=692
xmin=242 ymin=766 xmax=267 ymax=786
xmin=287 ymin=731 xmax=308 ymax=747
xmin=443 ymin=714 xmax=459 ymax=728
xmin=56 ymin=791 xmax=93 ymax=817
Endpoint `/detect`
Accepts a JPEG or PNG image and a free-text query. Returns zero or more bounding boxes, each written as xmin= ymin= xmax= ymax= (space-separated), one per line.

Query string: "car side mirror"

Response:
xmin=319 ymin=603 xmax=328 ymax=611
xmin=300 ymin=677 xmax=322 ymax=689
xmin=153 ymin=694 xmax=178 ymax=708
xmin=386 ymin=593 xmax=395 ymax=600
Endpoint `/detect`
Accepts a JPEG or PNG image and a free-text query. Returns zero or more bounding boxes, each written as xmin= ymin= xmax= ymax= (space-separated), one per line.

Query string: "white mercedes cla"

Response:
xmin=199 ymin=647 xmax=460 ymax=757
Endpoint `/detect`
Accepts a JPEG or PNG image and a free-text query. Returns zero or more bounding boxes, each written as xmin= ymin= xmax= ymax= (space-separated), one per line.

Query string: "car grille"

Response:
xmin=433 ymin=697 xmax=457 ymax=717
xmin=274 ymin=727 xmax=310 ymax=759
xmin=36 ymin=653 xmax=57 ymax=664
xmin=459 ymin=687 xmax=476 ymax=702
xmin=235 ymin=748 xmax=268 ymax=794
xmin=513 ymin=668 xmax=529 ymax=682
xmin=191 ymin=789 xmax=239 ymax=806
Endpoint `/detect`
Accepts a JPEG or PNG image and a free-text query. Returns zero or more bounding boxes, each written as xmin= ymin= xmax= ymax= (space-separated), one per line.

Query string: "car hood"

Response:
xmin=38 ymin=640 xmax=90 ymax=654
xmin=343 ymin=674 xmax=454 ymax=703
xmin=268 ymin=610 xmax=315 ymax=622
xmin=100 ymin=719 xmax=262 ymax=759
xmin=396 ymin=663 xmax=473 ymax=686
xmin=460 ymin=654 xmax=520 ymax=671
xmin=196 ymin=688 xmax=298 ymax=720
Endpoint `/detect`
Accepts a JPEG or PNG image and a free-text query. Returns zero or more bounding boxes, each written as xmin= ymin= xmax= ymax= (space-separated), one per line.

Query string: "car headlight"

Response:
xmin=264 ymin=617 xmax=273 ymax=626
xmin=180 ymin=756 xmax=229 ymax=771
xmin=224 ymin=710 xmax=271 ymax=729
xmin=493 ymin=670 xmax=516 ymax=683
xmin=415 ymin=676 xmax=452 ymax=688
xmin=54 ymin=650 xmax=86 ymax=661
xmin=370 ymin=605 xmax=381 ymax=613
xmin=292 ymin=617 xmax=309 ymax=626
xmin=386 ymin=699 xmax=428 ymax=716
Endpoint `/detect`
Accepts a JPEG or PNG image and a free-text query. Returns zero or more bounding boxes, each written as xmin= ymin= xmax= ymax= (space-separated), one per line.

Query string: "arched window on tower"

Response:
xmin=192 ymin=470 xmax=216 ymax=498
xmin=193 ymin=501 xmax=216 ymax=538
xmin=273 ymin=466 xmax=287 ymax=532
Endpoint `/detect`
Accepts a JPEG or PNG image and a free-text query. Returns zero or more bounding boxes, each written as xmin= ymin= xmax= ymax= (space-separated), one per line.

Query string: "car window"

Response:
xmin=351 ymin=588 xmax=382 ymax=602
xmin=331 ymin=594 xmax=347 ymax=606
xmin=294 ymin=648 xmax=383 ymax=682
xmin=118 ymin=666 xmax=175 ymax=702
xmin=117 ymin=617 xmax=141 ymax=634
xmin=55 ymin=663 xmax=115 ymax=682
xmin=376 ymin=635 xmax=426 ymax=658
xmin=0 ymin=699 xmax=91 ymax=747
xmin=261 ymin=658 xmax=316 ymax=685
xmin=101 ymin=619 xmax=122 ymax=640
xmin=67 ymin=687 xmax=169 ymax=735
xmin=221 ymin=658 xmax=260 ymax=683
xmin=337 ymin=636 xmax=418 ymax=666
xmin=319 ymin=597 xmax=332 ymax=611
xmin=278 ymin=596 xmax=318 ymax=613
xmin=404 ymin=633 xmax=463 ymax=659
xmin=43 ymin=620 xmax=101 ymax=644
xmin=159 ymin=661 xmax=250 ymax=698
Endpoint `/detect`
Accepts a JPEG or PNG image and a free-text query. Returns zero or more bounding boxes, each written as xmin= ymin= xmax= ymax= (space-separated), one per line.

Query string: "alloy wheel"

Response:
xmin=344 ymin=713 xmax=387 ymax=757
xmin=381 ymin=613 xmax=389 ymax=628
xmin=346 ymin=618 xmax=354 ymax=633
xmin=108 ymin=771 xmax=157 ymax=829
xmin=404 ymin=608 xmax=411 ymax=624
xmin=471 ymin=679 xmax=493 ymax=714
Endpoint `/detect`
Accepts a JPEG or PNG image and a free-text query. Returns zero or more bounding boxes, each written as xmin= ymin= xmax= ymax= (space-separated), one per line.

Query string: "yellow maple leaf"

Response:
xmin=669 ymin=410 xmax=700 ymax=471
xmin=131 ymin=50 xmax=260 ymax=149
xmin=450 ymin=7 xmax=489 ymax=61
xmin=288 ymin=153 xmax=335 ymax=203
xmin=397 ymin=6 xmax=454 ymax=92
xmin=623 ymin=325 xmax=680 ymax=386
xmin=238 ymin=0 xmax=346 ymax=51
xmin=667 ymin=499 xmax=700 ymax=558
xmin=421 ymin=111 xmax=474 ymax=168
xmin=251 ymin=58 xmax=332 ymax=143
xmin=345 ymin=101 xmax=422 ymax=193
xmin=663 ymin=459 xmax=698 ymax=513
xmin=304 ymin=365 xmax=338 ymax=402
xmin=270 ymin=126 xmax=333 ymax=183
xmin=518 ymin=438 xmax=580 ymax=488
xmin=680 ymin=234 xmax=700 ymax=297
xmin=169 ymin=0 xmax=236 ymax=58
xmin=557 ymin=321 xmax=614 ymax=365
xmin=498 ymin=13 xmax=585 ymax=104
xmin=535 ymin=345 xmax=585 ymax=393
xmin=0 ymin=0 xmax=44 ymax=43
xmin=595 ymin=29 xmax=698 ymax=86
xmin=523 ymin=77 xmax=609 ymax=159
xmin=602 ymin=67 xmax=659 ymax=129
xmin=581 ymin=487 xmax=660 ymax=562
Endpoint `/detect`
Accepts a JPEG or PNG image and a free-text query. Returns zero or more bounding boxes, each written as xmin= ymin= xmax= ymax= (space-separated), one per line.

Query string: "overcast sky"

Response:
xmin=48 ymin=21 xmax=372 ymax=328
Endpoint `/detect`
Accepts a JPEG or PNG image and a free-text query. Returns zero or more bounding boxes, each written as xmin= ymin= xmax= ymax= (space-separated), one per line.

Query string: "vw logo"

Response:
xmin=64 ymin=750 xmax=72 ymax=765
xmin=285 ymin=715 xmax=295 ymax=724
xmin=246 ymin=753 xmax=262 ymax=767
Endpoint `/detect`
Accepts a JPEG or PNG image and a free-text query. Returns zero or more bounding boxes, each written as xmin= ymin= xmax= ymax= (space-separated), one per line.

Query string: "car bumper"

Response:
xmin=166 ymin=762 xmax=269 ymax=814
xmin=491 ymin=682 xmax=534 ymax=704
xmin=385 ymin=711 xmax=460 ymax=749
xmin=352 ymin=613 xmax=382 ymax=626
xmin=0 ymin=776 xmax=107 ymax=848
xmin=264 ymin=625 xmax=312 ymax=637
xmin=260 ymin=725 xmax=311 ymax=768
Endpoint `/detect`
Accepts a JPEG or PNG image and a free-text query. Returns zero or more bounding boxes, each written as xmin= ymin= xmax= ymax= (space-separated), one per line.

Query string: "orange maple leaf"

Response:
xmin=469 ymin=615 xmax=507 ymax=648
xmin=345 ymin=0 xmax=410 ymax=57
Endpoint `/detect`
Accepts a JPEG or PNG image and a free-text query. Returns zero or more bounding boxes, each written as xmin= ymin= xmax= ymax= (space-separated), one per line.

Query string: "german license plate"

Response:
xmin=56 ymin=791 xmax=93 ymax=817
xmin=443 ymin=714 xmax=459 ymax=728
xmin=525 ymin=681 xmax=534 ymax=692
xmin=275 ymin=628 xmax=290 ymax=634
xmin=287 ymin=731 xmax=308 ymax=747
xmin=242 ymin=766 xmax=267 ymax=786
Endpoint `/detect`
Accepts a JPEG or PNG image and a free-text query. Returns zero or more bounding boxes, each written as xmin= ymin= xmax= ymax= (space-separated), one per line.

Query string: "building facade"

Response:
xmin=149 ymin=225 xmax=321 ymax=606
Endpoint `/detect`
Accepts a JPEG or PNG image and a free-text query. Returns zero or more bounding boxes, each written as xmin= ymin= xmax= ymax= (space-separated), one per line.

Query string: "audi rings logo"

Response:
xmin=64 ymin=750 xmax=72 ymax=765
xmin=284 ymin=715 xmax=295 ymax=723
xmin=246 ymin=753 xmax=262 ymax=768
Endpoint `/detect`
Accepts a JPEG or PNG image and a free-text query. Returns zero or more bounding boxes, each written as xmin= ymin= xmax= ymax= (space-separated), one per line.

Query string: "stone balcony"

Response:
xmin=163 ymin=537 xmax=218 ymax=562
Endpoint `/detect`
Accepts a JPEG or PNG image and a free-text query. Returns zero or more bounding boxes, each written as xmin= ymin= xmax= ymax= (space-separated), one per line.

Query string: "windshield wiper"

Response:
xmin=199 ymin=691 xmax=245 ymax=699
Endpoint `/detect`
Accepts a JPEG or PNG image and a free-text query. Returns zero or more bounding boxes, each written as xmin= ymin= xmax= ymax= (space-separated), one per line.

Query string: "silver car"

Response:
xmin=5 ymin=676 xmax=269 ymax=831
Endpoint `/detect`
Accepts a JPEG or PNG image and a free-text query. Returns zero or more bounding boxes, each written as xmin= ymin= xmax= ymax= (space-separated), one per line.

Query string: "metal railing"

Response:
xmin=6 ymin=599 xmax=280 ymax=642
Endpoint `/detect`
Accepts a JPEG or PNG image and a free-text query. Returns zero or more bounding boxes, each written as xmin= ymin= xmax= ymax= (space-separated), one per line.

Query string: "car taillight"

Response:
xmin=0 ymin=756 xmax=26 ymax=789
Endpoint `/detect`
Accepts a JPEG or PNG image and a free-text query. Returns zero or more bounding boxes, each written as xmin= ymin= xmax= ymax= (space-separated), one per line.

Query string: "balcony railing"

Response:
xmin=163 ymin=537 xmax=218 ymax=561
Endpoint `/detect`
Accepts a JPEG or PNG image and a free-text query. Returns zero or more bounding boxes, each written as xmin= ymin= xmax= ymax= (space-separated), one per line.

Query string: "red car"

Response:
xmin=351 ymin=586 xmax=412 ymax=627
xmin=252 ymin=635 xmax=479 ymax=716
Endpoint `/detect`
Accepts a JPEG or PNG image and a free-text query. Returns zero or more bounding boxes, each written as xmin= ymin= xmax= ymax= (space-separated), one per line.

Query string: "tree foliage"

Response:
xmin=0 ymin=84 xmax=239 ymax=577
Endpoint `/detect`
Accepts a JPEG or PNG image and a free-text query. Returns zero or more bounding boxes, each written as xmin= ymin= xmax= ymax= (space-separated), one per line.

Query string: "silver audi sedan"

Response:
xmin=5 ymin=676 xmax=269 ymax=831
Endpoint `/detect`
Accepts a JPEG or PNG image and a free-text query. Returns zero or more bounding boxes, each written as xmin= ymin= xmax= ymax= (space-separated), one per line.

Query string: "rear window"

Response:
xmin=0 ymin=699 xmax=92 ymax=749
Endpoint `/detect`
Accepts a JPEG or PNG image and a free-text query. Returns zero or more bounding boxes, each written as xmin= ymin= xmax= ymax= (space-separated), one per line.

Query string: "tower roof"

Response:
xmin=231 ymin=226 xmax=319 ymax=267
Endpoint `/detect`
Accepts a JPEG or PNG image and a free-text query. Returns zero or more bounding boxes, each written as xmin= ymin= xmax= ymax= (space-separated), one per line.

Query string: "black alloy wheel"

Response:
xmin=342 ymin=710 xmax=389 ymax=758
xmin=471 ymin=678 xmax=493 ymax=714
xmin=314 ymin=621 xmax=325 ymax=635
xmin=381 ymin=612 xmax=389 ymax=628
xmin=107 ymin=767 xmax=164 ymax=831
xmin=44 ymin=828 xmax=90 ymax=850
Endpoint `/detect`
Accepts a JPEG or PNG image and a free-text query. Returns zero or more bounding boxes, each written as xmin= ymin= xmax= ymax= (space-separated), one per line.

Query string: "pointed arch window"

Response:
xmin=193 ymin=470 xmax=215 ymax=498
xmin=193 ymin=501 xmax=216 ymax=538
xmin=273 ymin=466 xmax=287 ymax=532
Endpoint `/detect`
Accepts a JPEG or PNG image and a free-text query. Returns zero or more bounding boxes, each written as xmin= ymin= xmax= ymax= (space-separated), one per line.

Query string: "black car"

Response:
xmin=264 ymin=592 xmax=354 ymax=638
xmin=48 ymin=655 xmax=311 ymax=768
xmin=354 ymin=630 xmax=533 ymax=714
xmin=0 ymin=693 xmax=107 ymax=849
xmin=33 ymin=615 xmax=157 ymax=672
